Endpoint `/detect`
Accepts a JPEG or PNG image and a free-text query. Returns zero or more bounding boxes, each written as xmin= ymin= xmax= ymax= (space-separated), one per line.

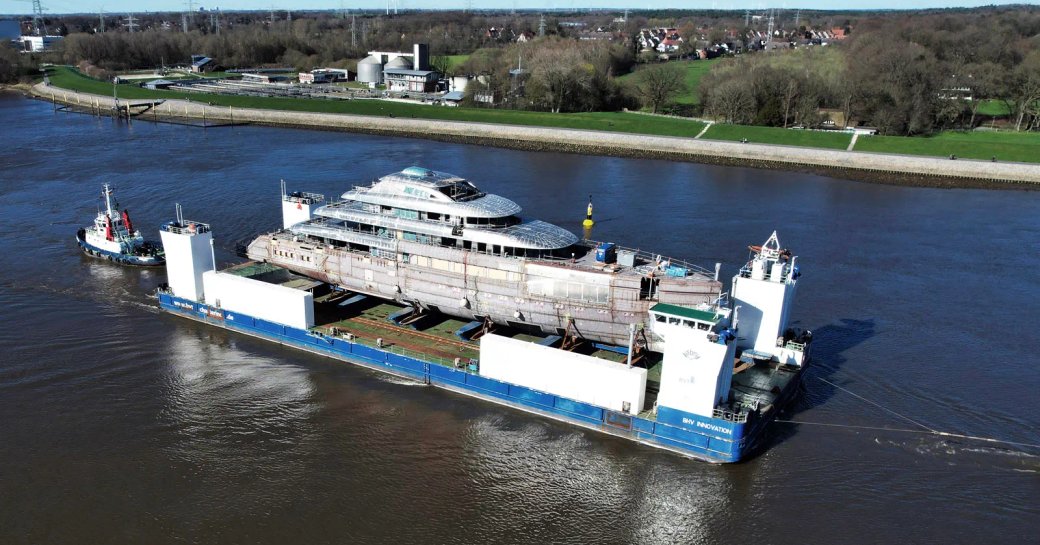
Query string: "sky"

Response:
xmin=0 ymin=0 xmax=1034 ymax=15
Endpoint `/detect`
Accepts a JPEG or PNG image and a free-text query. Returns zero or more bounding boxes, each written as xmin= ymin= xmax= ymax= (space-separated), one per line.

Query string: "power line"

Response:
xmin=32 ymin=0 xmax=48 ymax=36
xmin=122 ymin=12 xmax=138 ymax=33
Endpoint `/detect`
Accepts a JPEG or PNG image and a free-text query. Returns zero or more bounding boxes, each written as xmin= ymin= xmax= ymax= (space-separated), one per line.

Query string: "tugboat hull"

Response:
xmin=76 ymin=229 xmax=165 ymax=267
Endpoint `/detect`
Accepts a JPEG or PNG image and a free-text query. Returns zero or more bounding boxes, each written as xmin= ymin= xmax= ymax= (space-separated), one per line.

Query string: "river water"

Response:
xmin=1 ymin=93 xmax=1037 ymax=544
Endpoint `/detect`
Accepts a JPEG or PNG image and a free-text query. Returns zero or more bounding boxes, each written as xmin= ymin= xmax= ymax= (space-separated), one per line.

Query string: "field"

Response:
xmin=975 ymin=99 xmax=1011 ymax=117
xmin=440 ymin=54 xmax=470 ymax=71
xmin=672 ymin=59 xmax=720 ymax=105
xmin=852 ymin=130 xmax=1040 ymax=163
xmin=701 ymin=123 xmax=853 ymax=150
xmin=46 ymin=66 xmax=706 ymax=138
xmin=618 ymin=58 xmax=721 ymax=106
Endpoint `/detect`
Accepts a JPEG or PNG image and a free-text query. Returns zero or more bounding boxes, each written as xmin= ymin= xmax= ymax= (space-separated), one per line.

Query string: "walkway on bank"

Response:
xmin=30 ymin=83 xmax=1040 ymax=187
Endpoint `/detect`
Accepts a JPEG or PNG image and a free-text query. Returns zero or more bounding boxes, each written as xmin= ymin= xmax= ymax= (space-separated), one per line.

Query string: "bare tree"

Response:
xmin=780 ymin=76 xmax=800 ymax=128
xmin=527 ymin=43 xmax=589 ymax=113
xmin=1009 ymin=52 xmax=1040 ymax=131
xmin=635 ymin=63 xmax=687 ymax=114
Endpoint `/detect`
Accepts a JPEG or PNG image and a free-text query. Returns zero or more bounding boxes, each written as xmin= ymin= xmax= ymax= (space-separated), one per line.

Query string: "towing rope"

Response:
xmin=775 ymin=376 xmax=1040 ymax=452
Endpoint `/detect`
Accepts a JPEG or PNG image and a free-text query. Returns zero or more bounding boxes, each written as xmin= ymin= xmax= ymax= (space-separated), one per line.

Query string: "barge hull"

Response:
xmin=159 ymin=292 xmax=799 ymax=463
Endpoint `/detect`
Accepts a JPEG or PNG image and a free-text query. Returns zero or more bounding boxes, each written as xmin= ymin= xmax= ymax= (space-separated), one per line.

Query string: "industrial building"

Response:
xmin=299 ymin=68 xmax=349 ymax=84
xmin=241 ymin=73 xmax=289 ymax=84
xmin=190 ymin=55 xmax=221 ymax=73
xmin=356 ymin=43 xmax=438 ymax=92
xmin=20 ymin=35 xmax=62 ymax=52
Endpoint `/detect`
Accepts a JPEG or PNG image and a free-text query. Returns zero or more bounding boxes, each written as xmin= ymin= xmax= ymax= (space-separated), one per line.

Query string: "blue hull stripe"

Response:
xmin=159 ymin=293 xmax=800 ymax=463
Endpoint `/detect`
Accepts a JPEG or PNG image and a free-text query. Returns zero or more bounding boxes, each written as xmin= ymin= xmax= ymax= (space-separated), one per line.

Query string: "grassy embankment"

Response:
xmin=853 ymin=130 xmax=1040 ymax=163
xmin=701 ymin=123 xmax=853 ymax=150
xmin=47 ymin=66 xmax=707 ymax=138
xmin=44 ymin=66 xmax=1040 ymax=161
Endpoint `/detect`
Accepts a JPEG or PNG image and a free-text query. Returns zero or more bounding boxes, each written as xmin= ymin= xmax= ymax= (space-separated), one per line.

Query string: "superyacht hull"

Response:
xmin=247 ymin=234 xmax=721 ymax=348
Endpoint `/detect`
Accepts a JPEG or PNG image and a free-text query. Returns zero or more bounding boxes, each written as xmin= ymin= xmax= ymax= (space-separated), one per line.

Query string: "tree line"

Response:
xmin=698 ymin=8 xmax=1040 ymax=134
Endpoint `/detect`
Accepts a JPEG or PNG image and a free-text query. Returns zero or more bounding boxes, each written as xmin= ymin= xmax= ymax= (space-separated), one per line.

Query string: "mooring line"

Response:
xmin=776 ymin=377 xmax=1040 ymax=451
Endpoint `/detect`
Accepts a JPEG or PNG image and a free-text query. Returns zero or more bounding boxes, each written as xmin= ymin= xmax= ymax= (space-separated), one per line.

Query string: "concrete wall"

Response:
xmin=30 ymin=83 xmax=1040 ymax=186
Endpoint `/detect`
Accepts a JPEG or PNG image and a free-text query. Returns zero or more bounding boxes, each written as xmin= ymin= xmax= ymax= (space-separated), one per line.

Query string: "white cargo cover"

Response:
xmin=479 ymin=334 xmax=646 ymax=415
xmin=203 ymin=271 xmax=314 ymax=329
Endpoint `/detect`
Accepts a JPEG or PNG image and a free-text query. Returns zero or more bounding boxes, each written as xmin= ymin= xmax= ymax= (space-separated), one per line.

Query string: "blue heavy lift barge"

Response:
xmin=157 ymin=210 xmax=810 ymax=463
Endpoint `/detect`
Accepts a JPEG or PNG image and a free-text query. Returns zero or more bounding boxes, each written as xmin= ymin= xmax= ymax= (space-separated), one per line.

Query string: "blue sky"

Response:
xmin=3 ymin=0 xmax=1034 ymax=14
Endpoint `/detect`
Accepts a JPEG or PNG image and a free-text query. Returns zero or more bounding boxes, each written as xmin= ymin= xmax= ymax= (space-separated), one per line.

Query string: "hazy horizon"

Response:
xmin=2 ymin=1 xmax=1035 ymax=17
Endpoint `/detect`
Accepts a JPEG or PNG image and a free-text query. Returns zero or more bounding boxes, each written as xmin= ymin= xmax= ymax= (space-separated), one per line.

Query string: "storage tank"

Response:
xmin=357 ymin=54 xmax=384 ymax=84
xmin=384 ymin=56 xmax=412 ymax=70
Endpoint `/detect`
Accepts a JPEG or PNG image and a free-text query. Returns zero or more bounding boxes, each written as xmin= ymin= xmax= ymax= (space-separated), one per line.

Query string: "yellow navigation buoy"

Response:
xmin=583 ymin=195 xmax=595 ymax=227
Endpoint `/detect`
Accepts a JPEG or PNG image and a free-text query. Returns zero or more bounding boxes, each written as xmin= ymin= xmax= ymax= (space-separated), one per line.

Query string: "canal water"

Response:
xmin=1 ymin=93 xmax=1037 ymax=544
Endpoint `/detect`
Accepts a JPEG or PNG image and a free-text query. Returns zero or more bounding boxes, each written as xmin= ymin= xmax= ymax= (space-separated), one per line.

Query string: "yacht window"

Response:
xmin=654 ymin=314 xmax=666 ymax=323
xmin=697 ymin=323 xmax=710 ymax=331
xmin=668 ymin=317 xmax=680 ymax=325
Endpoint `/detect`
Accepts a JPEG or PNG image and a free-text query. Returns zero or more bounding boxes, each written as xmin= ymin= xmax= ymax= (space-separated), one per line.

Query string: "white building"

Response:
xmin=20 ymin=35 xmax=62 ymax=53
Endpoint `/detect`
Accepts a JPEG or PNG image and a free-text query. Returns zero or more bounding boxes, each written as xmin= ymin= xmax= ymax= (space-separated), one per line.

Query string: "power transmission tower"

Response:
xmin=538 ymin=13 xmax=546 ymax=36
xmin=287 ymin=10 xmax=292 ymax=24
xmin=464 ymin=0 xmax=473 ymax=14
xmin=794 ymin=10 xmax=800 ymax=28
xmin=181 ymin=13 xmax=188 ymax=33
xmin=123 ymin=13 xmax=138 ymax=33
xmin=98 ymin=8 xmax=104 ymax=33
xmin=216 ymin=9 xmax=221 ymax=35
xmin=351 ymin=14 xmax=357 ymax=48
xmin=744 ymin=9 xmax=750 ymax=28
xmin=269 ymin=6 xmax=276 ymax=25
xmin=32 ymin=0 xmax=47 ymax=36
xmin=185 ymin=0 xmax=195 ymax=24
xmin=766 ymin=9 xmax=774 ymax=45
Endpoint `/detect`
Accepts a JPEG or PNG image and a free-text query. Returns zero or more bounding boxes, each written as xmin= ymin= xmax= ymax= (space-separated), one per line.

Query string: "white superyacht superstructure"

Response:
xmin=246 ymin=167 xmax=722 ymax=348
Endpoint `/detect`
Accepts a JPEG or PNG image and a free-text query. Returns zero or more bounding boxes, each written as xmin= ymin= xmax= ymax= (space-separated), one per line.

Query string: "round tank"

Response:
xmin=357 ymin=54 xmax=383 ymax=84
xmin=384 ymin=56 xmax=412 ymax=70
